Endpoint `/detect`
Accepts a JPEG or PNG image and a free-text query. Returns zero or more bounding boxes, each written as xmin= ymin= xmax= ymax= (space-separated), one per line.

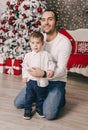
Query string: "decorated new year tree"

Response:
xmin=0 ymin=0 xmax=46 ymax=59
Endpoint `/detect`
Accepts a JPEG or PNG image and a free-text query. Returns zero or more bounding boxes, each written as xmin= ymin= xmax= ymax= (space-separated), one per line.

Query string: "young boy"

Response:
xmin=22 ymin=31 xmax=55 ymax=119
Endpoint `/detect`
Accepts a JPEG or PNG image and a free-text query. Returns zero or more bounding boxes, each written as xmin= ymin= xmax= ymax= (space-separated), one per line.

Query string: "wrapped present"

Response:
xmin=5 ymin=58 xmax=23 ymax=75
xmin=0 ymin=55 xmax=5 ymax=73
xmin=13 ymin=59 xmax=23 ymax=75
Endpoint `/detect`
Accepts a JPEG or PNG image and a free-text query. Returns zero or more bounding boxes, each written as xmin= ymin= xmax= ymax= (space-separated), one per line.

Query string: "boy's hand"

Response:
xmin=47 ymin=70 xmax=54 ymax=78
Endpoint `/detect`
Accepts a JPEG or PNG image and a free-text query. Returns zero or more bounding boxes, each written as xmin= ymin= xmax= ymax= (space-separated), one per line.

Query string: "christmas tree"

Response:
xmin=0 ymin=0 xmax=46 ymax=59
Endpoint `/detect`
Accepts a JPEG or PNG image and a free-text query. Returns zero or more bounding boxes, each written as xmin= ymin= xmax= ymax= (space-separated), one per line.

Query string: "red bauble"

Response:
xmin=15 ymin=5 xmax=19 ymax=10
xmin=6 ymin=1 xmax=10 ymax=6
xmin=8 ymin=21 xmax=13 ymax=25
xmin=4 ymin=29 xmax=8 ymax=33
xmin=36 ymin=20 xmax=41 ymax=25
xmin=34 ymin=24 xmax=38 ymax=28
xmin=0 ymin=42 xmax=3 ymax=44
xmin=2 ymin=37 xmax=6 ymax=42
xmin=12 ymin=30 xmax=17 ymax=34
xmin=18 ymin=33 xmax=22 ymax=37
xmin=17 ymin=2 xmax=21 ymax=6
xmin=20 ymin=24 xmax=25 ymax=29
xmin=23 ymin=5 xmax=28 ymax=10
xmin=28 ymin=29 xmax=32 ymax=33
xmin=0 ymin=27 xmax=4 ymax=31
xmin=37 ymin=7 xmax=42 ymax=13
xmin=1 ymin=20 xmax=6 ymax=24
xmin=22 ymin=14 xmax=27 ymax=19
xmin=9 ymin=11 xmax=13 ymax=15
xmin=9 ymin=16 xmax=14 ymax=20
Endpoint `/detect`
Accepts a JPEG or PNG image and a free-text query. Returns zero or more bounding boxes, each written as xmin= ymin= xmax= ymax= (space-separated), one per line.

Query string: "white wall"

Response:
xmin=0 ymin=0 xmax=7 ymax=17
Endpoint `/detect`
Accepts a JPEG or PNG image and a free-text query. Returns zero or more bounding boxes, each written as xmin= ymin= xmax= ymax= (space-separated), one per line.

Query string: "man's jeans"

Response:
xmin=14 ymin=81 xmax=66 ymax=120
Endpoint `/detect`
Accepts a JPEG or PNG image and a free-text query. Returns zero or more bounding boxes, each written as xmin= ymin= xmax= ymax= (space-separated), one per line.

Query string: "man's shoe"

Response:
xmin=61 ymin=98 xmax=66 ymax=108
xmin=36 ymin=109 xmax=45 ymax=118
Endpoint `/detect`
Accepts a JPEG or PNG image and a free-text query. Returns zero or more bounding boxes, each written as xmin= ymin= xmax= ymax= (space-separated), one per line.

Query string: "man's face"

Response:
xmin=41 ymin=11 xmax=57 ymax=34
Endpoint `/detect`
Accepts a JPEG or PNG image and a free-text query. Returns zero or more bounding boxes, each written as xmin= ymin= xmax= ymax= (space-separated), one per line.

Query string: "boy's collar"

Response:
xmin=32 ymin=50 xmax=42 ymax=55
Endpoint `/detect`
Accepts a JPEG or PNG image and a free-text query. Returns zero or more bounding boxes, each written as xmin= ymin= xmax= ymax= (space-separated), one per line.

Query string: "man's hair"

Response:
xmin=42 ymin=9 xmax=58 ymax=22
xmin=30 ymin=31 xmax=44 ymax=41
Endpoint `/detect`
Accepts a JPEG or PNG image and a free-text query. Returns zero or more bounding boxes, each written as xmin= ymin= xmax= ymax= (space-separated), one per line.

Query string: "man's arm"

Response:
xmin=29 ymin=67 xmax=45 ymax=77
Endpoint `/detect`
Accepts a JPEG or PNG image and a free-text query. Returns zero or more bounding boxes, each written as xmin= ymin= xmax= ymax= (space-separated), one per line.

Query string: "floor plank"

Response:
xmin=0 ymin=73 xmax=88 ymax=130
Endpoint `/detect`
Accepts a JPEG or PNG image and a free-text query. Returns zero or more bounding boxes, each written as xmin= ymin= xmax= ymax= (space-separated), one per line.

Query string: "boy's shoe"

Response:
xmin=36 ymin=109 xmax=45 ymax=118
xmin=24 ymin=109 xmax=31 ymax=120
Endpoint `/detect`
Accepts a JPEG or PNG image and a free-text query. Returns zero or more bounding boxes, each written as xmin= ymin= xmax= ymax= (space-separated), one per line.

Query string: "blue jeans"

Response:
xmin=14 ymin=81 xmax=66 ymax=120
xmin=25 ymin=80 xmax=48 ymax=113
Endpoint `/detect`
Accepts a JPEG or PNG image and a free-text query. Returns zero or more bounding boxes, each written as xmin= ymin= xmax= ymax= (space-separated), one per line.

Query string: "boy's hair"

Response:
xmin=42 ymin=9 xmax=58 ymax=22
xmin=30 ymin=31 xmax=44 ymax=41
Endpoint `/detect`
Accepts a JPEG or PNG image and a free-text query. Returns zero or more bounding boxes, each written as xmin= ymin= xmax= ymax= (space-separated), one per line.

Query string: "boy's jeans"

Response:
xmin=25 ymin=80 xmax=48 ymax=113
xmin=14 ymin=81 xmax=66 ymax=120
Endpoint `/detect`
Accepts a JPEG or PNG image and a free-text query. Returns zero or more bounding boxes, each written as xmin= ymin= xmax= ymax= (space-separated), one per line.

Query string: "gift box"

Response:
xmin=5 ymin=58 xmax=23 ymax=75
xmin=0 ymin=55 xmax=5 ymax=73
xmin=14 ymin=59 xmax=23 ymax=75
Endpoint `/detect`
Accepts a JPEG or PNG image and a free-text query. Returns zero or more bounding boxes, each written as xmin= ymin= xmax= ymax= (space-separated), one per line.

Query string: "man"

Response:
xmin=14 ymin=9 xmax=72 ymax=120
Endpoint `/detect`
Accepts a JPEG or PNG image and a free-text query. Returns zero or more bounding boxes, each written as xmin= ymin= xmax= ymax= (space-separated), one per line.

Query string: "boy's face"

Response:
xmin=41 ymin=11 xmax=57 ymax=34
xmin=30 ymin=37 xmax=43 ymax=53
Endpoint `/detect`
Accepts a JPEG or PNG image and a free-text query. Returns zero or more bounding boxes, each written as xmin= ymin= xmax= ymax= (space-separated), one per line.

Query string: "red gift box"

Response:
xmin=5 ymin=58 xmax=23 ymax=75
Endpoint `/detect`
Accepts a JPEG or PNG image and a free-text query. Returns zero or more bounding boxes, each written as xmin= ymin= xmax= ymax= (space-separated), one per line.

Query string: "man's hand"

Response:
xmin=29 ymin=67 xmax=44 ymax=77
xmin=23 ymin=78 xmax=28 ymax=83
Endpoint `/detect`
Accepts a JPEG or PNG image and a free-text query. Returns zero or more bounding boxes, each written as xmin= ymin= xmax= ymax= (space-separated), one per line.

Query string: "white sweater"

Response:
xmin=43 ymin=32 xmax=72 ymax=82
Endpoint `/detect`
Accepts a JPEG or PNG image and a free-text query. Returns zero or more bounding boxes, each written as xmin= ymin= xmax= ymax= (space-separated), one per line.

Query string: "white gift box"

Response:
xmin=0 ymin=55 xmax=5 ymax=73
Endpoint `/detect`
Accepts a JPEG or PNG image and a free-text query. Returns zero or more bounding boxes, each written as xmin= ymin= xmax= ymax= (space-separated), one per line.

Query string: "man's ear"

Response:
xmin=56 ymin=21 xmax=58 ymax=27
xmin=42 ymin=41 xmax=44 ymax=45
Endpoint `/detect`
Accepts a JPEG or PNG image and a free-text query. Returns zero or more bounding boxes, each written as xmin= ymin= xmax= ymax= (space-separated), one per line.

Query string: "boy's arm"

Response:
xmin=22 ymin=54 xmax=30 ymax=79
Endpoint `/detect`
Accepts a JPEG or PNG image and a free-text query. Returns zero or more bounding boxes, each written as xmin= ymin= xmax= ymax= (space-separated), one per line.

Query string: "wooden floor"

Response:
xmin=0 ymin=73 xmax=88 ymax=130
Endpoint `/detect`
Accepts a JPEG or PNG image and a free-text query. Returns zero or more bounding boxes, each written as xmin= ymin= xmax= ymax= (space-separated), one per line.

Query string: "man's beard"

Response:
xmin=42 ymin=28 xmax=55 ymax=34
